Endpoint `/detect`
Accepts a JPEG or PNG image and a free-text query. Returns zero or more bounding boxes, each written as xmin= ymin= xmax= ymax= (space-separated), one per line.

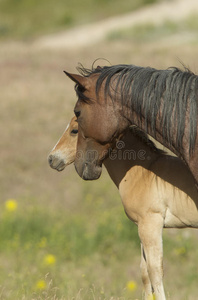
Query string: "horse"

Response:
xmin=48 ymin=116 xmax=198 ymax=300
xmin=64 ymin=64 xmax=198 ymax=187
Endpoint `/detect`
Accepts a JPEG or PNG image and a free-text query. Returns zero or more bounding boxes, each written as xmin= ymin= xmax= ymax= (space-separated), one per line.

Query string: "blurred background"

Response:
xmin=1 ymin=0 xmax=198 ymax=299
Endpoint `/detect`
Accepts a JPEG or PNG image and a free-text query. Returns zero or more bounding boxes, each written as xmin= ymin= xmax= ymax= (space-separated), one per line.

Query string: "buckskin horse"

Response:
xmin=48 ymin=116 xmax=198 ymax=300
xmin=64 ymin=65 xmax=198 ymax=187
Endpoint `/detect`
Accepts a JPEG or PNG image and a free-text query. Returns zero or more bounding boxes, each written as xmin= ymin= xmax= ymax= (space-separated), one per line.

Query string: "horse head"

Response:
xmin=64 ymin=69 xmax=129 ymax=180
xmin=48 ymin=116 xmax=78 ymax=171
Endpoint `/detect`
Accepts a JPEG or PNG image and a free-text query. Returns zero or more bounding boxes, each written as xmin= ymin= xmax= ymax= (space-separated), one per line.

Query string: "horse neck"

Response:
xmin=104 ymin=129 xmax=161 ymax=187
xmin=113 ymin=94 xmax=181 ymax=158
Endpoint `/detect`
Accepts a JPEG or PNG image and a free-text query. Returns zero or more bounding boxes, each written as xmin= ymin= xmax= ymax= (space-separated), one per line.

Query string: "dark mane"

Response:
xmin=78 ymin=64 xmax=198 ymax=154
xmin=129 ymin=126 xmax=167 ymax=156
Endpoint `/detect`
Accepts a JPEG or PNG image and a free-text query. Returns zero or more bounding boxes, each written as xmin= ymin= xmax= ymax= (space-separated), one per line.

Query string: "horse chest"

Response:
xmin=119 ymin=167 xmax=162 ymax=223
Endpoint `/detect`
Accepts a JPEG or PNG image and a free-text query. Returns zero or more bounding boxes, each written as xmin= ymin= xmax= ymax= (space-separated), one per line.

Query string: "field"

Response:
xmin=0 ymin=0 xmax=157 ymax=40
xmin=1 ymin=0 xmax=198 ymax=299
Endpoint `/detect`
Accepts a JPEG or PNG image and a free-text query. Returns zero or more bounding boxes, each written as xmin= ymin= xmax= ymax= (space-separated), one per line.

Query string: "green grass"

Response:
xmin=0 ymin=200 xmax=139 ymax=259
xmin=107 ymin=13 xmax=198 ymax=43
xmin=1 ymin=195 xmax=198 ymax=299
xmin=0 ymin=195 xmax=141 ymax=300
xmin=0 ymin=0 xmax=159 ymax=40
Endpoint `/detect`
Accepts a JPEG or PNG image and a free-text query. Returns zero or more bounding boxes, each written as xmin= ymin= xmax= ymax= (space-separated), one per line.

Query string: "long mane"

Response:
xmin=77 ymin=64 xmax=198 ymax=154
xmin=129 ymin=126 xmax=167 ymax=156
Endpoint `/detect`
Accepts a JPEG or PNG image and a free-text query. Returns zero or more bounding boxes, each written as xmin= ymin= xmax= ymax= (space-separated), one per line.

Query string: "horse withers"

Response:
xmin=48 ymin=116 xmax=198 ymax=300
xmin=64 ymin=64 xmax=198 ymax=186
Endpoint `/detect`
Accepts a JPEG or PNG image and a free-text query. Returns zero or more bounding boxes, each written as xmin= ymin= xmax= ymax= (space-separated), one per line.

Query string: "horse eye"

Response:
xmin=74 ymin=110 xmax=80 ymax=118
xmin=71 ymin=129 xmax=78 ymax=134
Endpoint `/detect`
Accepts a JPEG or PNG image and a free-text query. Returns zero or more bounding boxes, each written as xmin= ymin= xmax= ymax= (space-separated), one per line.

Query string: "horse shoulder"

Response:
xmin=119 ymin=166 xmax=164 ymax=223
xmin=150 ymin=155 xmax=198 ymax=228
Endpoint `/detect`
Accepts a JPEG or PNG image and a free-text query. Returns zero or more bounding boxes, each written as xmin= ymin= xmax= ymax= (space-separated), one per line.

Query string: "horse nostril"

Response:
xmin=48 ymin=155 xmax=53 ymax=166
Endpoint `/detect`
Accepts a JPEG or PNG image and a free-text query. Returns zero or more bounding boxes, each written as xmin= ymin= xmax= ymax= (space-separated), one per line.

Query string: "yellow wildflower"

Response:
xmin=5 ymin=199 xmax=18 ymax=212
xmin=100 ymin=289 xmax=104 ymax=295
xmin=36 ymin=280 xmax=46 ymax=290
xmin=126 ymin=280 xmax=137 ymax=291
xmin=44 ymin=254 xmax=56 ymax=265
xmin=174 ymin=247 xmax=186 ymax=256
xmin=38 ymin=237 xmax=47 ymax=248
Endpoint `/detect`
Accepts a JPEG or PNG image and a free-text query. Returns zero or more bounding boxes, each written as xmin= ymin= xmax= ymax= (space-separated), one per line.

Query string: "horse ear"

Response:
xmin=63 ymin=71 xmax=89 ymax=89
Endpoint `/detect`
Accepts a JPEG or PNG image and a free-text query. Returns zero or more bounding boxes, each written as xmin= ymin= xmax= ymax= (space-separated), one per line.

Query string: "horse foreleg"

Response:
xmin=140 ymin=243 xmax=153 ymax=299
xmin=138 ymin=214 xmax=166 ymax=300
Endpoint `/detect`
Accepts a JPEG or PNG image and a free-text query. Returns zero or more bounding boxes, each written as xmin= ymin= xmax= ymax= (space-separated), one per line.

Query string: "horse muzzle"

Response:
xmin=75 ymin=160 xmax=102 ymax=180
xmin=48 ymin=153 xmax=66 ymax=172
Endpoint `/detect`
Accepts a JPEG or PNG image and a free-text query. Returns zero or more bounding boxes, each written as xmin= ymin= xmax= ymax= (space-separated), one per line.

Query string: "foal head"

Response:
xmin=48 ymin=116 xmax=78 ymax=171
xmin=64 ymin=69 xmax=129 ymax=180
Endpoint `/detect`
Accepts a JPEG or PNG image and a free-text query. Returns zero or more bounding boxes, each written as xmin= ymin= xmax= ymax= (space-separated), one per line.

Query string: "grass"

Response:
xmin=0 ymin=198 xmax=139 ymax=259
xmin=0 ymin=0 xmax=159 ymax=40
xmin=0 ymin=194 xmax=141 ymax=300
xmin=1 ymin=195 xmax=198 ymax=299
xmin=107 ymin=13 xmax=198 ymax=43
